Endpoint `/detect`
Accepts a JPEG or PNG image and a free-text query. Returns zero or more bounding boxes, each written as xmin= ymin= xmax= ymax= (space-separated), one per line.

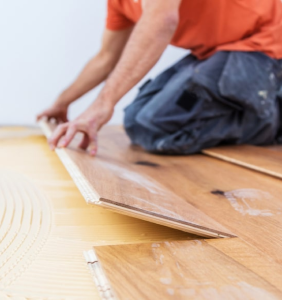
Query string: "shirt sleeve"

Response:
xmin=106 ymin=0 xmax=135 ymax=31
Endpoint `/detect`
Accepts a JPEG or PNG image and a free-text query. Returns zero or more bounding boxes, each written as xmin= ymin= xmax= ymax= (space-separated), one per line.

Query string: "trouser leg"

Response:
xmin=124 ymin=52 xmax=282 ymax=154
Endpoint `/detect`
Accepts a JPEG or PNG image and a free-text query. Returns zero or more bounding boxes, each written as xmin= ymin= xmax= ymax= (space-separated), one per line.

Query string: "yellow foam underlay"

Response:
xmin=0 ymin=128 xmax=191 ymax=299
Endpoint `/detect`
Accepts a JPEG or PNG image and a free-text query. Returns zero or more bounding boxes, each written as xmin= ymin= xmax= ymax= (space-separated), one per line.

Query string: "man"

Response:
xmin=38 ymin=0 xmax=282 ymax=155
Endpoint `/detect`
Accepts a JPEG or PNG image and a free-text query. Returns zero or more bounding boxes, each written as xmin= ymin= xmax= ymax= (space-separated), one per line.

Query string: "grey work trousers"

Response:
xmin=124 ymin=51 xmax=282 ymax=154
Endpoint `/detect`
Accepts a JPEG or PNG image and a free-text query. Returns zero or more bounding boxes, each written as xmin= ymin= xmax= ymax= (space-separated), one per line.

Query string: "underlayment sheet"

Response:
xmin=203 ymin=145 xmax=282 ymax=180
xmin=0 ymin=129 xmax=196 ymax=299
xmin=40 ymin=121 xmax=235 ymax=238
xmin=87 ymin=241 xmax=282 ymax=300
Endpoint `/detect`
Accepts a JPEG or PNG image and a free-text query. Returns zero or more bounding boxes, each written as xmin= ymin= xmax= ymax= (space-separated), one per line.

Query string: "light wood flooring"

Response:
xmin=2 ymin=125 xmax=282 ymax=299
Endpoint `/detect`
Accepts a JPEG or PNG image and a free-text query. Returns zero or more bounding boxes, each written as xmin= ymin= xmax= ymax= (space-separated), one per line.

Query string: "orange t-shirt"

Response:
xmin=106 ymin=0 xmax=282 ymax=60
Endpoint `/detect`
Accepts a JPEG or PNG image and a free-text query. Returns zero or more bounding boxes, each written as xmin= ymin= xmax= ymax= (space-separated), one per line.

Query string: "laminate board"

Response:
xmin=90 ymin=240 xmax=282 ymax=299
xmin=206 ymin=238 xmax=282 ymax=291
xmin=0 ymin=128 xmax=195 ymax=299
xmin=92 ymin=128 xmax=282 ymax=265
xmin=40 ymin=123 xmax=282 ymax=263
xmin=203 ymin=145 xmax=282 ymax=179
xmin=40 ymin=121 xmax=235 ymax=238
xmin=40 ymin=126 xmax=282 ymax=263
xmin=155 ymin=156 xmax=282 ymax=265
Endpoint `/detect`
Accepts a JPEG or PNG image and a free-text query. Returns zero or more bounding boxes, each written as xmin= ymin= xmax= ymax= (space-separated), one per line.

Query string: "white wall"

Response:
xmin=0 ymin=0 xmax=188 ymax=126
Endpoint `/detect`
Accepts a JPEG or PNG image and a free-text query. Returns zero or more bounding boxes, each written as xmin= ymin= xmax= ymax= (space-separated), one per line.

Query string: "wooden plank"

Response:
xmin=206 ymin=238 xmax=282 ymax=291
xmin=40 ymin=123 xmax=282 ymax=263
xmin=39 ymin=121 xmax=235 ymax=238
xmin=92 ymin=240 xmax=282 ymax=299
xmin=0 ymin=128 xmax=196 ymax=299
xmin=92 ymin=128 xmax=282 ymax=265
xmin=163 ymin=157 xmax=282 ymax=265
xmin=28 ymin=124 xmax=282 ymax=299
xmin=91 ymin=132 xmax=282 ymax=265
xmin=203 ymin=145 xmax=282 ymax=179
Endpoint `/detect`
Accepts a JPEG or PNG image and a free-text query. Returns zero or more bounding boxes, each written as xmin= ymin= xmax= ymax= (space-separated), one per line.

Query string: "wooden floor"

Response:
xmin=203 ymin=145 xmax=282 ymax=180
xmin=74 ymin=127 xmax=282 ymax=300
xmin=0 ymin=127 xmax=194 ymax=299
xmin=93 ymin=240 xmax=282 ymax=299
xmin=42 ymin=122 xmax=282 ymax=257
xmin=2 ymin=125 xmax=282 ymax=299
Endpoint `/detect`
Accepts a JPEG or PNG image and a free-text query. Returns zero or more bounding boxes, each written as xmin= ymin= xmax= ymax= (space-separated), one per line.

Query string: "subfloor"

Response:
xmin=1 ymin=126 xmax=282 ymax=299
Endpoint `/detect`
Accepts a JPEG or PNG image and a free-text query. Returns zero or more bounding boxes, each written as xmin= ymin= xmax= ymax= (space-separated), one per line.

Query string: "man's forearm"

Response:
xmin=47 ymin=1 xmax=181 ymax=154
xmin=96 ymin=9 xmax=179 ymax=107
xmin=56 ymin=52 xmax=116 ymax=107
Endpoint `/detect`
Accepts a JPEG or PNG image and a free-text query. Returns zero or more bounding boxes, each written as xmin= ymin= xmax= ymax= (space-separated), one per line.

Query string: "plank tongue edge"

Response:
xmin=100 ymin=197 xmax=236 ymax=238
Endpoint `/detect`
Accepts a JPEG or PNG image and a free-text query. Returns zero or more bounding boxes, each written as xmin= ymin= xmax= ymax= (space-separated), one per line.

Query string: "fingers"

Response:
xmin=88 ymin=135 xmax=98 ymax=156
xmin=47 ymin=120 xmax=98 ymax=156
xmin=37 ymin=114 xmax=67 ymax=124
xmin=36 ymin=106 xmax=68 ymax=123
xmin=61 ymin=115 xmax=69 ymax=123
xmin=79 ymin=135 xmax=90 ymax=150
xmin=37 ymin=111 xmax=53 ymax=123
xmin=48 ymin=123 xmax=69 ymax=150
xmin=36 ymin=112 xmax=46 ymax=122
xmin=58 ymin=125 xmax=77 ymax=148
xmin=37 ymin=109 xmax=53 ymax=122
xmin=78 ymin=128 xmax=98 ymax=155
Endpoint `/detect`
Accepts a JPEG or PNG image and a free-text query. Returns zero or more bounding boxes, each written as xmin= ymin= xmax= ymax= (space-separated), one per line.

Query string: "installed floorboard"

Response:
xmin=90 ymin=240 xmax=282 ymax=299
xmin=203 ymin=145 xmax=282 ymax=179
xmin=206 ymin=238 xmax=282 ymax=291
xmin=40 ymin=121 xmax=234 ymax=238
xmin=149 ymin=154 xmax=282 ymax=266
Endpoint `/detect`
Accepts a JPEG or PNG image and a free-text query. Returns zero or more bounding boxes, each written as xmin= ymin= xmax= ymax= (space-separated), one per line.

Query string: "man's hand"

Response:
xmin=37 ymin=28 xmax=132 ymax=154
xmin=37 ymin=102 xmax=68 ymax=123
xmin=39 ymin=0 xmax=180 ymax=155
xmin=48 ymin=100 xmax=114 ymax=156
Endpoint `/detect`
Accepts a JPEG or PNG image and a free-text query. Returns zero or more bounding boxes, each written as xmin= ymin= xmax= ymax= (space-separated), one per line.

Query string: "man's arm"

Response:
xmin=49 ymin=0 xmax=181 ymax=155
xmin=37 ymin=28 xmax=133 ymax=122
xmin=99 ymin=0 xmax=181 ymax=106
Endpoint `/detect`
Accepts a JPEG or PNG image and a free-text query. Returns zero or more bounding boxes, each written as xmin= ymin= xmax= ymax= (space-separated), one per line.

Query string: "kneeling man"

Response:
xmin=38 ymin=0 xmax=282 ymax=155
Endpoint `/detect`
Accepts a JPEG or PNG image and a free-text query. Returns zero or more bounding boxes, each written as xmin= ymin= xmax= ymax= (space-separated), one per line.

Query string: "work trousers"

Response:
xmin=124 ymin=51 xmax=282 ymax=154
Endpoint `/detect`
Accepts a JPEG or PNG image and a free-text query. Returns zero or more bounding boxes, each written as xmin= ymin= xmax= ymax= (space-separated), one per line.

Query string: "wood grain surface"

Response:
xmin=41 ymin=124 xmax=282 ymax=259
xmin=40 ymin=121 xmax=235 ymax=238
xmin=6 ymin=126 xmax=282 ymax=299
xmin=203 ymin=145 xmax=282 ymax=179
xmin=77 ymin=125 xmax=282 ymax=297
xmin=42 ymin=124 xmax=282 ymax=262
xmin=94 ymin=240 xmax=282 ymax=299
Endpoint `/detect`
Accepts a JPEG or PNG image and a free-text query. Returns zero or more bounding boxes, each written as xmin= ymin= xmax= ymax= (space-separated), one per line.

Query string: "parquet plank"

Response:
xmin=92 ymin=240 xmax=282 ymax=299
xmin=203 ymin=145 xmax=282 ymax=179
xmin=98 ymin=130 xmax=282 ymax=264
xmin=110 ymin=133 xmax=282 ymax=267
xmin=40 ymin=121 xmax=235 ymax=238
xmin=206 ymin=238 xmax=282 ymax=291
xmin=157 ymin=155 xmax=282 ymax=265
xmin=41 ymin=123 xmax=282 ymax=264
